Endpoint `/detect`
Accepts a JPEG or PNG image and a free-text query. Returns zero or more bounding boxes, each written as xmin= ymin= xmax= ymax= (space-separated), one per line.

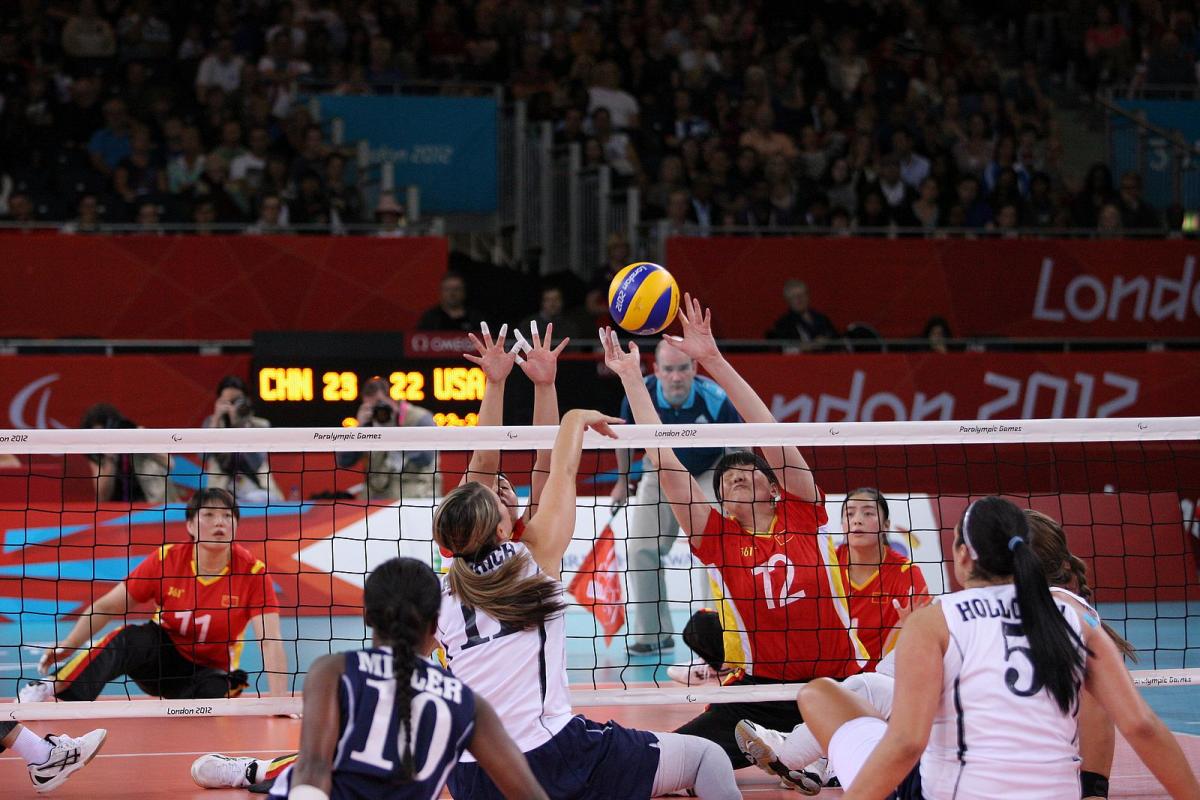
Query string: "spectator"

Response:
xmin=856 ymin=188 xmax=892 ymax=229
xmin=247 ymin=193 xmax=288 ymax=234
xmin=1097 ymin=202 xmax=1123 ymax=236
xmin=113 ymin=125 xmax=165 ymax=208
xmin=1116 ymin=172 xmax=1161 ymax=230
xmin=60 ymin=194 xmax=102 ymax=235
xmin=825 ymin=29 xmax=869 ymax=100
xmin=1024 ymin=172 xmax=1059 ymax=228
xmin=522 ymin=285 xmax=586 ymax=340
xmin=739 ymin=104 xmax=798 ymax=161
xmin=796 ymin=125 xmax=829 ymax=182
xmin=416 ymin=272 xmax=481 ymax=332
xmin=876 ymin=154 xmax=914 ymax=216
xmin=335 ymin=377 xmax=436 ymax=501
xmin=666 ymin=89 xmax=711 ymax=148
xmin=825 ymin=158 xmax=859 ymax=214
xmin=326 ymin=154 xmax=361 ymax=225
xmin=1141 ymin=30 xmax=1197 ymax=90
xmin=905 ymin=177 xmax=941 ymax=230
xmin=591 ymin=107 xmax=641 ymax=179
xmin=3 ymin=192 xmax=37 ymax=225
xmin=612 ymin=339 xmax=742 ymax=655
xmin=892 ymin=129 xmax=930 ymax=191
xmin=922 ymin=316 xmax=953 ymax=354
xmin=88 ymin=99 xmax=133 ymax=178
xmin=257 ymin=31 xmax=311 ymax=119
xmin=1083 ymin=3 xmax=1131 ymax=90
xmin=954 ymin=113 xmax=994 ymax=177
xmin=79 ymin=403 xmax=179 ymax=504
xmin=61 ymin=0 xmax=116 ymax=62
xmin=116 ymin=0 xmax=172 ymax=63
xmin=956 ymin=175 xmax=994 ymax=228
xmin=196 ymin=37 xmax=244 ymax=98
xmin=191 ymin=154 xmax=244 ymax=222
xmin=200 ymin=375 xmax=282 ymax=503
xmin=135 ymin=201 xmax=162 ymax=231
xmin=765 ymin=279 xmax=839 ymax=345
xmin=230 ymin=126 xmax=272 ymax=197
xmin=373 ymin=194 xmax=406 ymax=236
xmin=587 ymin=60 xmax=638 ymax=130
xmin=191 ymin=200 xmax=218 ymax=234
xmin=167 ymin=126 xmax=206 ymax=195
xmin=1072 ymin=163 xmax=1117 ymax=228
xmin=983 ymin=136 xmax=1030 ymax=197
xmin=993 ymin=202 xmax=1021 ymax=235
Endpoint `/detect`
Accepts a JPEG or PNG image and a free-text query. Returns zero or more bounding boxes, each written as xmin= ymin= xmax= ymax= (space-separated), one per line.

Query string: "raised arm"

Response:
xmin=516 ymin=322 xmax=569 ymax=519
xmin=602 ymin=328 xmax=713 ymax=539
xmin=667 ymin=293 xmax=817 ymax=502
xmin=40 ymin=582 xmax=134 ymax=675
xmin=522 ymin=408 xmax=622 ymax=578
xmin=285 ymin=653 xmax=342 ymax=797
xmin=464 ymin=323 xmax=516 ymax=486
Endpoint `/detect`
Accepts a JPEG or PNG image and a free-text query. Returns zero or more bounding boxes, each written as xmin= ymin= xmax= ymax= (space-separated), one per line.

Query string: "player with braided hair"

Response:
xmin=260 ymin=557 xmax=547 ymax=800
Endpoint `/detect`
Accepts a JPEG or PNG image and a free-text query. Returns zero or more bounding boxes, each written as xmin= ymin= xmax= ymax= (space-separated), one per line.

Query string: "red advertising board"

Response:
xmin=0 ymin=234 xmax=448 ymax=339
xmin=722 ymin=351 xmax=1200 ymax=422
xmin=666 ymin=237 xmax=1200 ymax=339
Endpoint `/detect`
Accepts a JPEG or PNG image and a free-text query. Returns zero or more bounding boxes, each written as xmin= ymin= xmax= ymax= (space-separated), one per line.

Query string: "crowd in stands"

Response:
xmin=0 ymin=0 xmax=1194 ymax=237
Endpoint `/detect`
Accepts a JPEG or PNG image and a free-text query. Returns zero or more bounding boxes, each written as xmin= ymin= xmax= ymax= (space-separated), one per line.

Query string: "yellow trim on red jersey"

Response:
xmin=191 ymin=560 xmax=231 ymax=587
xmin=849 ymin=569 xmax=881 ymax=592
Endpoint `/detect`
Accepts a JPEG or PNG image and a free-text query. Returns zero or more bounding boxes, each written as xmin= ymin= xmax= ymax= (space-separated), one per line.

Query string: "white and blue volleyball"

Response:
xmin=607 ymin=262 xmax=680 ymax=335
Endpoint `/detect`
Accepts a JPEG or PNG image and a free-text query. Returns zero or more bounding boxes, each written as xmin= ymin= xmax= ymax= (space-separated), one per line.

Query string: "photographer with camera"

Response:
xmin=200 ymin=376 xmax=282 ymax=503
xmin=81 ymin=403 xmax=180 ymax=505
xmin=335 ymin=377 xmax=436 ymax=502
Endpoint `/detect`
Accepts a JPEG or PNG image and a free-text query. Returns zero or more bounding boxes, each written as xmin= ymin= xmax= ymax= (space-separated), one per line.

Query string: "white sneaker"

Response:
xmin=19 ymin=681 xmax=54 ymax=703
xmin=666 ymin=662 xmax=731 ymax=686
xmin=734 ymin=720 xmax=822 ymax=795
xmin=190 ymin=753 xmax=255 ymax=789
xmin=28 ymin=728 xmax=107 ymax=794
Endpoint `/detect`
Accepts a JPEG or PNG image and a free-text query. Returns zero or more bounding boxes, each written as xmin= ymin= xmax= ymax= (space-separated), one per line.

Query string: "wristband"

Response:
xmin=289 ymin=785 xmax=329 ymax=800
xmin=1081 ymin=771 xmax=1109 ymax=799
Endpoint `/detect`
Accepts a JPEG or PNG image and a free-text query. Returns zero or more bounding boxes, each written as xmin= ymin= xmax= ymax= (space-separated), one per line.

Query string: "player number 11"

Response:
xmin=173 ymin=611 xmax=212 ymax=642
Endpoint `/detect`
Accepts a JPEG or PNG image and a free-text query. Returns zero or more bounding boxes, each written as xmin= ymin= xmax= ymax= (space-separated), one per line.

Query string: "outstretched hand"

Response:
xmin=664 ymin=293 xmax=720 ymax=363
xmin=517 ymin=321 xmax=569 ymax=386
xmin=464 ymin=322 xmax=517 ymax=383
xmin=599 ymin=326 xmax=643 ymax=382
xmin=575 ymin=409 xmax=625 ymax=439
xmin=38 ymin=644 xmax=72 ymax=676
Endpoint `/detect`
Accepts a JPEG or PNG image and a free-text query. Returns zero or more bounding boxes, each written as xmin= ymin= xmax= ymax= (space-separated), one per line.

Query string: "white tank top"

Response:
xmin=921 ymin=584 xmax=1085 ymax=800
xmin=436 ymin=541 xmax=573 ymax=759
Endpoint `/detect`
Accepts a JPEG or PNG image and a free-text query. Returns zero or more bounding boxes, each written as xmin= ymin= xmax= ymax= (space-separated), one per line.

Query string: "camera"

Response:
xmin=232 ymin=396 xmax=253 ymax=417
xmin=372 ymin=401 xmax=394 ymax=425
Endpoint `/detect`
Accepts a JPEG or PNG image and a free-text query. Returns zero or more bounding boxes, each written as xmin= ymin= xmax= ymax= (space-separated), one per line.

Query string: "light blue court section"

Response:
xmin=0 ymin=603 xmax=1195 ymax=734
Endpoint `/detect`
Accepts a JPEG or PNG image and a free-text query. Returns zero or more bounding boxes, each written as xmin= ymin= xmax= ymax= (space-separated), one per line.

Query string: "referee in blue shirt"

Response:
xmin=614 ymin=340 xmax=742 ymax=655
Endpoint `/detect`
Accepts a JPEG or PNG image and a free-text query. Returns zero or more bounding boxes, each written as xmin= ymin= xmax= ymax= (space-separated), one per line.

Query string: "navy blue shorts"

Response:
xmin=448 ymin=715 xmax=660 ymax=800
xmin=886 ymin=765 xmax=923 ymax=800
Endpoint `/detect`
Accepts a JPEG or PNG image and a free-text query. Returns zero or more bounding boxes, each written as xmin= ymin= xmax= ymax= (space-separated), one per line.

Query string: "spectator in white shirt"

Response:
xmin=892 ymin=129 xmax=930 ymax=191
xmin=258 ymin=31 xmax=311 ymax=119
xmin=230 ymin=126 xmax=272 ymax=195
xmin=587 ymin=60 xmax=639 ymax=130
xmin=196 ymin=37 xmax=244 ymax=99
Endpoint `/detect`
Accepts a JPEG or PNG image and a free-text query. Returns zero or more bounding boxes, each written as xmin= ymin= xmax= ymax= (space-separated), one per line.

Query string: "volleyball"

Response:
xmin=607 ymin=262 xmax=681 ymax=335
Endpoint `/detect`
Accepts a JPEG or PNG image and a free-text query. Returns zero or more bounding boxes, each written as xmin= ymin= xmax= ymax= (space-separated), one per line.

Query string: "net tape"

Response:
xmin=2 ymin=416 xmax=1198 ymax=720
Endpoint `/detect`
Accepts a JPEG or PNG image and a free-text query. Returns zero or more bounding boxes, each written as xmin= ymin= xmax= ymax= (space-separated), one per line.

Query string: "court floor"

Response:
xmin=1 ymin=708 xmax=1197 ymax=798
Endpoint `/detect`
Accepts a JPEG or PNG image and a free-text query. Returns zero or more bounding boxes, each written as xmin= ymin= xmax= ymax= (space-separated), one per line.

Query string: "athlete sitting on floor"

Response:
xmin=789 ymin=497 xmax=1200 ymax=800
xmin=237 ymin=557 xmax=546 ymax=800
xmin=22 ymin=488 xmax=287 ymax=703
xmin=602 ymin=294 xmax=868 ymax=769
xmin=734 ymin=506 xmax=1141 ymax=799
xmin=1 ymin=722 xmax=107 ymax=794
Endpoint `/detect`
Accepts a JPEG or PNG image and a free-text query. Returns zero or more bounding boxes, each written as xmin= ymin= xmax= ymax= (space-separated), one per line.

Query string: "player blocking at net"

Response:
xmin=796 ymin=497 xmax=1200 ymax=800
xmin=601 ymin=294 xmax=868 ymax=767
xmin=21 ymin=488 xmax=288 ymax=703
xmin=260 ymin=556 xmax=548 ymax=800
xmin=436 ymin=407 xmax=741 ymax=800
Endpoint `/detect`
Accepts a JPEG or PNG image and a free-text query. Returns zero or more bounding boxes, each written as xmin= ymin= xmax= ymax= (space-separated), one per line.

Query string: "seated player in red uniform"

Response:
xmin=602 ymin=293 xmax=868 ymax=769
xmin=21 ymin=488 xmax=288 ymax=703
xmin=837 ymin=489 xmax=929 ymax=671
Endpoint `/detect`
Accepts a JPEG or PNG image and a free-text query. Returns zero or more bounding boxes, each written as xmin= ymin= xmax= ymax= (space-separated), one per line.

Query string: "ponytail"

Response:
xmin=961 ymin=497 xmax=1088 ymax=714
xmin=362 ymin=558 xmax=441 ymax=782
xmin=435 ymin=482 xmax=565 ymax=630
xmin=1009 ymin=538 xmax=1087 ymax=713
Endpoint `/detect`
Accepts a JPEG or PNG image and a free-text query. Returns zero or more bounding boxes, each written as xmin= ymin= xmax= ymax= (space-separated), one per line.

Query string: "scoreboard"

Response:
xmin=250 ymin=332 xmax=485 ymax=427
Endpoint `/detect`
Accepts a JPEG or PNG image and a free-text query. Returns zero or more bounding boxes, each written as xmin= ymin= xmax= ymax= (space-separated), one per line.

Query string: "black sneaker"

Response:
xmin=628 ymin=636 xmax=675 ymax=655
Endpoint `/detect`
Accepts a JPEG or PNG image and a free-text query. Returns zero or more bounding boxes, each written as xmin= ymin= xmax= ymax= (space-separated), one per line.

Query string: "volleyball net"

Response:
xmin=1 ymin=418 xmax=1197 ymax=720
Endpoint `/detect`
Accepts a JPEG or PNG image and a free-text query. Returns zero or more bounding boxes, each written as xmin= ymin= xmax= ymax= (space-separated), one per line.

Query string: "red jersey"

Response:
xmin=837 ymin=544 xmax=929 ymax=671
xmin=126 ymin=543 xmax=278 ymax=671
xmin=693 ymin=491 xmax=866 ymax=681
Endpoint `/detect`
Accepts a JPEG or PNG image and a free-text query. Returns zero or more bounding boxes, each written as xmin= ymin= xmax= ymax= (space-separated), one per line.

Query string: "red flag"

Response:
xmin=568 ymin=522 xmax=625 ymax=645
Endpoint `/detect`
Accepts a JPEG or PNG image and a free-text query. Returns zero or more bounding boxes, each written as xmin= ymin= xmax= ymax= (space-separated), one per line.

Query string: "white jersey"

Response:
xmin=437 ymin=541 xmax=573 ymax=759
xmin=922 ymin=584 xmax=1085 ymax=800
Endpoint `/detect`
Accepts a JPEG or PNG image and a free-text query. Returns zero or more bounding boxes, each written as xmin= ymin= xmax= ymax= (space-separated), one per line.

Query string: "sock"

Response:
xmin=261 ymin=754 xmax=297 ymax=781
xmin=13 ymin=729 xmax=53 ymax=766
xmin=777 ymin=724 xmax=824 ymax=771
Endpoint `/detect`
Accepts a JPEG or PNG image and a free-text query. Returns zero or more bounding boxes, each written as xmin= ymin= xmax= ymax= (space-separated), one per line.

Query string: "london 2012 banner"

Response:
xmin=314 ymin=95 xmax=498 ymax=213
xmin=666 ymin=237 xmax=1200 ymax=340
